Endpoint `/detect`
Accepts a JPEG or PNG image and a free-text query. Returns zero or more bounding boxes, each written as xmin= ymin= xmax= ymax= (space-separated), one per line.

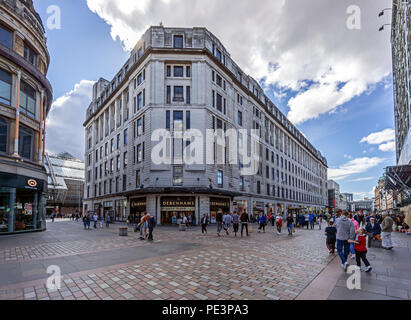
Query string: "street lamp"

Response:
xmin=379 ymin=24 xmax=391 ymax=32
xmin=378 ymin=8 xmax=392 ymax=17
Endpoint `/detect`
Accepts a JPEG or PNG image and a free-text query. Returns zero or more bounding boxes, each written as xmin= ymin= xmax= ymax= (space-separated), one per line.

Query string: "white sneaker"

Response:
xmin=344 ymin=262 xmax=349 ymax=272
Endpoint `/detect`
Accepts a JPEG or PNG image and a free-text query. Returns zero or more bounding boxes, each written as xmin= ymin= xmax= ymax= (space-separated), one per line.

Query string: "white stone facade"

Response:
xmin=83 ymin=27 xmax=328 ymax=224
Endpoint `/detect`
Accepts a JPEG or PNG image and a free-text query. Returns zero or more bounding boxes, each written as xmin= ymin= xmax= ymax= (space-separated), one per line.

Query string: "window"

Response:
xmin=173 ymin=111 xmax=183 ymax=131
xmin=257 ymin=181 xmax=261 ymax=194
xmin=0 ymin=69 xmax=12 ymax=105
xmin=212 ymin=90 xmax=215 ymax=108
xmin=186 ymin=66 xmax=191 ymax=77
xmin=136 ymin=170 xmax=141 ymax=188
xmin=20 ymin=81 xmax=36 ymax=118
xmin=137 ymin=144 xmax=143 ymax=163
xmin=110 ymin=159 xmax=114 ymax=172
xmin=216 ymin=93 xmax=223 ymax=112
xmin=116 ymin=155 xmax=120 ymax=171
xmin=166 ymin=66 xmax=171 ymax=77
xmin=240 ymin=176 xmax=245 ymax=191
xmin=124 ymin=129 xmax=128 ymax=145
xmin=24 ymin=43 xmax=37 ymax=66
xmin=173 ymin=66 xmax=184 ymax=77
xmin=186 ymin=111 xmax=191 ymax=130
xmin=0 ymin=117 xmax=7 ymax=153
xmin=238 ymin=111 xmax=243 ymax=126
xmin=215 ymin=49 xmax=222 ymax=62
xmin=166 ymin=110 xmax=171 ymax=130
xmin=137 ymin=118 xmax=143 ymax=136
xmin=137 ymin=73 xmax=143 ymax=85
xmin=123 ymin=175 xmax=127 ymax=191
xmin=173 ymin=86 xmax=184 ymax=102
xmin=137 ymin=92 xmax=142 ymax=110
xmin=117 ymin=134 xmax=120 ymax=149
xmin=217 ymin=170 xmax=223 ymax=187
xmin=105 ymin=143 xmax=108 ymax=156
xmin=166 ymin=86 xmax=171 ymax=104
xmin=19 ymin=125 xmax=33 ymax=160
xmin=216 ymin=74 xmax=222 ymax=87
xmin=173 ymin=35 xmax=183 ymax=48
xmin=0 ymin=25 xmax=12 ymax=49
xmin=173 ymin=166 xmax=183 ymax=186
xmin=110 ymin=138 xmax=114 ymax=153
xmin=124 ymin=151 xmax=128 ymax=168
xmin=186 ymin=86 xmax=191 ymax=105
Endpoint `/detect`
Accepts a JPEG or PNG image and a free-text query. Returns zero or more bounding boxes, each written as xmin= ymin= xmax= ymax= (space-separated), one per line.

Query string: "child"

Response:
xmin=349 ymin=228 xmax=372 ymax=272
xmin=325 ymin=221 xmax=337 ymax=254
xmin=276 ymin=214 xmax=283 ymax=235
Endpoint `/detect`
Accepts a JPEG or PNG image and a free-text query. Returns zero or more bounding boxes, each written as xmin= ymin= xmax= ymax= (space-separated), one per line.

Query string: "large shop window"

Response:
xmin=0 ymin=69 xmax=12 ymax=106
xmin=19 ymin=125 xmax=34 ymax=160
xmin=20 ymin=81 xmax=36 ymax=118
xmin=0 ymin=117 xmax=7 ymax=153
xmin=0 ymin=24 xmax=12 ymax=49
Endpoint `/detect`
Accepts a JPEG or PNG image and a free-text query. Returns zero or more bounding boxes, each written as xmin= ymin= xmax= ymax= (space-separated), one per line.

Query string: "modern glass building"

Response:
xmin=0 ymin=0 xmax=53 ymax=234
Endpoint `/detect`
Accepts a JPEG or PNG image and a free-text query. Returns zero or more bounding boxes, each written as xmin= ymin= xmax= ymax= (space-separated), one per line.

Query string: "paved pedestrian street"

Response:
xmin=0 ymin=221 xmax=409 ymax=300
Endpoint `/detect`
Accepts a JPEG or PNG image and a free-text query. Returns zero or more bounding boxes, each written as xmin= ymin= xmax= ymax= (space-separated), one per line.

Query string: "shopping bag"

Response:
xmin=248 ymin=224 xmax=254 ymax=234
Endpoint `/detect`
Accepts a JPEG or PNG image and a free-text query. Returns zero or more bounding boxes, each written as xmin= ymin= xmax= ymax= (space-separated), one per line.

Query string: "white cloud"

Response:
xmin=378 ymin=141 xmax=396 ymax=152
xmin=86 ymin=0 xmax=392 ymax=124
xmin=328 ymin=157 xmax=385 ymax=181
xmin=353 ymin=190 xmax=375 ymax=201
xmin=361 ymin=129 xmax=395 ymax=145
xmin=46 ymin=80 xmax=95 ymax=160
xmin=348 ymin=177 xmax=375 ymax=182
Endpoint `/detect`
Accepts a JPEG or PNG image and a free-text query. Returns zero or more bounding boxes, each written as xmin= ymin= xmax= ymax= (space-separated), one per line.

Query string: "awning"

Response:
xmin=384 ymin=165 xmax=411 ymax=191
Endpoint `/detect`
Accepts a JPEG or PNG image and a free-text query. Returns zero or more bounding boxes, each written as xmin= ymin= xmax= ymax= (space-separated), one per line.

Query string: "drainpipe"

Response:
xmin=38 ymin=90 xmax=44 ymax=164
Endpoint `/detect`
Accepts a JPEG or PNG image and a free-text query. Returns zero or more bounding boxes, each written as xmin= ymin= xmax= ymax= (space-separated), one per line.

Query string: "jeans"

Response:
xmin=241 ymin=223 xmax=249 ymax=236
xmin=148 ymin=228 xmax=153 ymax=241
xmin=94 ymin=221 xmax=97 ymax=229
xmin=201 ymin=224 xmax=207 ymax=234
xmin=233 ymin=223 xmax=239 ymax=234
xmin=288 ymin=223 xmax=293 ymax=235
xmin=355 ymin=251 xmax=370 ymax=268
xmin=337 ymin=240 xmax=351 ymax=264
xmin=326 ymin=238 xmax=336 ymax=252
xmin=217 ymin=222 xmax=223 ymax=234
xmin=258 ymin=223 xmax=265 ymax=232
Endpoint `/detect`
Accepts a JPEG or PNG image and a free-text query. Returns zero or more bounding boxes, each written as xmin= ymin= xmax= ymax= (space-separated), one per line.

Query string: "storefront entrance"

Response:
xmin=130 ymin=198 xmax=146 ymax=223
xmin=161 ymin=196 xmax=195 ymax=225
xmin=210 ymin=197 xmax=230 ymax=224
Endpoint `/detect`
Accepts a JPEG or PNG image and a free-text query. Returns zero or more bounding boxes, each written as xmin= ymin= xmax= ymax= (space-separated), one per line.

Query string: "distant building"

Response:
xmin=328 ymin=180 xmax=340 ymax=212
xmin=341 ymin=193 xmax=354 ymax=202
xmin=44 ymin=152 xmax=85 ymax=217
xmin=350 ymin=199 xmax=374 ymax=213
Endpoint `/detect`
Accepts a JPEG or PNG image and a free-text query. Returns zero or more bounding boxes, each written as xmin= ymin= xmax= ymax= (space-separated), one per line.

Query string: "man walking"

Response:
xmin=240 ymin=211 xmax=250 ymax=237
xmin=93 ymin=213 xmax=98 ymax=229
xmin=335 ymin=211 xmax=356 ymax=271
xmin=232 ymin=211 xmax=240 ymax=237
xmin=147 ymin=213 xmax=156 ymax=242
xmin=258 ymin=213 xmax=267 ymax=233
xmin=201 ymin=214 xmax=209 ymax=235
xmin=223 ymin=212 xmax=232 ymax=236
xmin=381 ymin=212 xmax=394 ymax=250
xmin=216 ymin=209 xmax=224 ymax=236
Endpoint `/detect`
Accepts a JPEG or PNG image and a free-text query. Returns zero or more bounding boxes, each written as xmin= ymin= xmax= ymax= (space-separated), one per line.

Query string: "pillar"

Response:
xmin=8 ymin=188 xmax=16 ymax=233
xmin=38 ymin=91 xmax=44 ymax=163
xmin=33 ymin=192 xmax=38 ymax=230
xmin=12 ymin=71 xmax=21 ymax=157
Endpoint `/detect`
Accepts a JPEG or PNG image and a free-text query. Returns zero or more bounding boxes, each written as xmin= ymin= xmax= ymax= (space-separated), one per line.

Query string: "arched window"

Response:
xmin=19 ymin=125 xmax=34 ymax=160
xmin=0 ymin=117 xmax=7 ymax=153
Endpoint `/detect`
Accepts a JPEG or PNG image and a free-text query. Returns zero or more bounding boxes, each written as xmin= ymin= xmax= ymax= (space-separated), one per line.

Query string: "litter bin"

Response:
xmin=119 ymin=227 xmax=128 ymax=236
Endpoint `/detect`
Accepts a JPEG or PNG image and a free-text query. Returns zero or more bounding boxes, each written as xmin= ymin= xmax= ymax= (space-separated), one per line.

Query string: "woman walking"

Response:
xmin=276 ymin=214 xmax=283 ymax=235
xmin=240 ymin=211 xmax=250 ymax=237
xmin=287 ymin=214 xmax=294 ymax=236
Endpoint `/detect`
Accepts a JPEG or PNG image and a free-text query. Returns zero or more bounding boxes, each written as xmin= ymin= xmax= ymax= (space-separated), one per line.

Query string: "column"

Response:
xmin=33 ymin=192 xmax=38 ymax=230
xmin=12 ymin=71 xmax=22 ymax=157
xmin=38 ymin=91 xmax=44 ymax=163
xmin=8 ymin=188 xmax=16 ymax=233
xmin=42 ymin=94 xmax=46 ymax=160
xmin=195 ymin=196 xmax=200 ymax=226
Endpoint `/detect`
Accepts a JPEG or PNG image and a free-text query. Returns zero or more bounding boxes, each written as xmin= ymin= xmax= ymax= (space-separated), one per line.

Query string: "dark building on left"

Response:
xmin=0 ymin=0 xmax=53 ymax=234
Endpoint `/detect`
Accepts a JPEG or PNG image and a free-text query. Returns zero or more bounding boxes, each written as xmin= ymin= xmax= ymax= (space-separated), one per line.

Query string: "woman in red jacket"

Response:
xmin=349 ymin=228 xmax=372 ymax=273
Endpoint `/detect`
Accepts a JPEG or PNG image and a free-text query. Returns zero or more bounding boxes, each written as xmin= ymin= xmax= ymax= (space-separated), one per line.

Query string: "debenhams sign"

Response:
xmin=161 ymin=198 xmax=195 ymax=211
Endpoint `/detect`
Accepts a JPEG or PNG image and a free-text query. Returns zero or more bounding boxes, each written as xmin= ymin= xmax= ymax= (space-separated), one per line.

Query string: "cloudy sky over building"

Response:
xmin=36 ymin=0 xmax=394 ymax=200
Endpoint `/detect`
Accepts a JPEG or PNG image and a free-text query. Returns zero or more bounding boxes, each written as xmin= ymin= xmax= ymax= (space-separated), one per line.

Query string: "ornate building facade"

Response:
xmin=0 ymin=0 xmax=53 ymax=234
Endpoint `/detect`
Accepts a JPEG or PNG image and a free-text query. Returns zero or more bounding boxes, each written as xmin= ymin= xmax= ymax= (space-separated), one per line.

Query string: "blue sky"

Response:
xmin=35 ymin=0 xmax=395 ymax=200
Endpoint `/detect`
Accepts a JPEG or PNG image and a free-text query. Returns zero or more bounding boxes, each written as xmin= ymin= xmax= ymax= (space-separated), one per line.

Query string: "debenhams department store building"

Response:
xmin=83 ymin=26 xmax=328 ymax=225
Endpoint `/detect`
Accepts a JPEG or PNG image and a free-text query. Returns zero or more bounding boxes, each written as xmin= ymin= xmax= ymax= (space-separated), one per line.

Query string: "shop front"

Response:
xmin=161 ymin=196 xmax=195 ymax=225
xmin=210 ymin=197 xmax=231 ymax=224
xmin=130 ymin=197 xmax=146 ymax=222
xmin=0 ymin=173 xmax=47 ymax=234
xmin=103 ymin=201 xmax=114 ymax=222
xmin=253 ymin=201 xmax=265 ymax=220
xmin=234 ymin=200 xmax=249 ymax=215
xmin=115 ymin=199 xmax=128 ymax=222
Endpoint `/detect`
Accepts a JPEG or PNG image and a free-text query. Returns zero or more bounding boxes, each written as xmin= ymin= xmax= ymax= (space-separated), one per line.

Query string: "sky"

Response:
xmin=34 ymin=0 xmax=396 ymax=200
